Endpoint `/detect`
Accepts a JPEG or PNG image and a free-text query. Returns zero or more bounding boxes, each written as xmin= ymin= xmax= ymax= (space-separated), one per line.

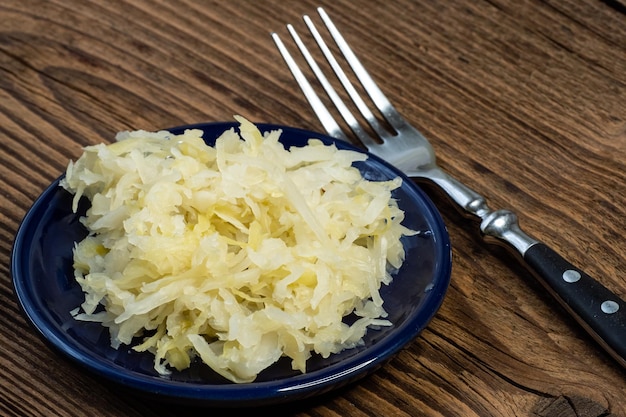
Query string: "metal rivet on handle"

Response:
xmin=601 ymin=300 xmax=619 ymax=314
xmin=562 ymin=270 xmax=581 ymax=283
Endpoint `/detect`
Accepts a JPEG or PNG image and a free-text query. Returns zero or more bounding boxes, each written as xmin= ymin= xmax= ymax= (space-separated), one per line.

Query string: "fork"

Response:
xmin=272 ymin=7 xmax=626 ymax=368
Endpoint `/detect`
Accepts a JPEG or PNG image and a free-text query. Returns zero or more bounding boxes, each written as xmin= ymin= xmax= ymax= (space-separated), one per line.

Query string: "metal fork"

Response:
xmin=272 ymin=7 xmax=626 ymax=368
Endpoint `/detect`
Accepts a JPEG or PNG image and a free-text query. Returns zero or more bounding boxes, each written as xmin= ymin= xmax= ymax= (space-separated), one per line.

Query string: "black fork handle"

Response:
xmin=416 ymin=167 xmax=626 ymax=369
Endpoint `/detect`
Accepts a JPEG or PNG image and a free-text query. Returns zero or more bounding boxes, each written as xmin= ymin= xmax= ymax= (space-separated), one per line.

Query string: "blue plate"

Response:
xmin=11 ymin=122 xmax=451 ymax=407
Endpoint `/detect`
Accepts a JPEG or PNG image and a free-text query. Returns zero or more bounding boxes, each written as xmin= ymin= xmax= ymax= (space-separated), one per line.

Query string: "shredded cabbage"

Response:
xmin=61 ymin=116 xmax=416 ymax=383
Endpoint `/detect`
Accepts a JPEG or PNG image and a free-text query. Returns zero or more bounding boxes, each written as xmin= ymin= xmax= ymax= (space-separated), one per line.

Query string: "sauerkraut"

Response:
xmin=61 ymin=116 xmax=415 ymax=383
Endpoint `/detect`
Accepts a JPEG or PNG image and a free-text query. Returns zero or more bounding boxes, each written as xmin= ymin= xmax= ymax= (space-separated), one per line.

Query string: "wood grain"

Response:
xmin=0 ymin=0 xmax=624 ymax=416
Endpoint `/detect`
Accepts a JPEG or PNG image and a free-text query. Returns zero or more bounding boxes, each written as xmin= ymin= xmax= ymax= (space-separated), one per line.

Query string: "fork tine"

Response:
xmin=271 ymin=32 xmax=349 ymax=143
xmin=285 ymin=24 xmax=379 ymax=148
xmin=300 ymin=15 xmax=388 ymax=142
xmin=317 ymin=8 xmax=406 ymax=131
xmin=272 ymin=26 xmax=378 ymax=148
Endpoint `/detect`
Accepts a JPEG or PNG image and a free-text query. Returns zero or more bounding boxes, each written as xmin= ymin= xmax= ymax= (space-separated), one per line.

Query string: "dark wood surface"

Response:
xmin=1 ymin=1 xmax=625 ymax=415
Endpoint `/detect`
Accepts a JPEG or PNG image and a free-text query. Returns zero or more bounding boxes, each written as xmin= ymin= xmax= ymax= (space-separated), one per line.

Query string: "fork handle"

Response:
xmin=419 ymin=168 xmax=626 ymax=368
xmin=523 ymin=243 xmax=626 ymax=367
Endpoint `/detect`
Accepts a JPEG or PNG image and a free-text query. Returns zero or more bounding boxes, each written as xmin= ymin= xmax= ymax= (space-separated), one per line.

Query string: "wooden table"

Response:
xmin=1 ymin=1 xmax=625 ymax=415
